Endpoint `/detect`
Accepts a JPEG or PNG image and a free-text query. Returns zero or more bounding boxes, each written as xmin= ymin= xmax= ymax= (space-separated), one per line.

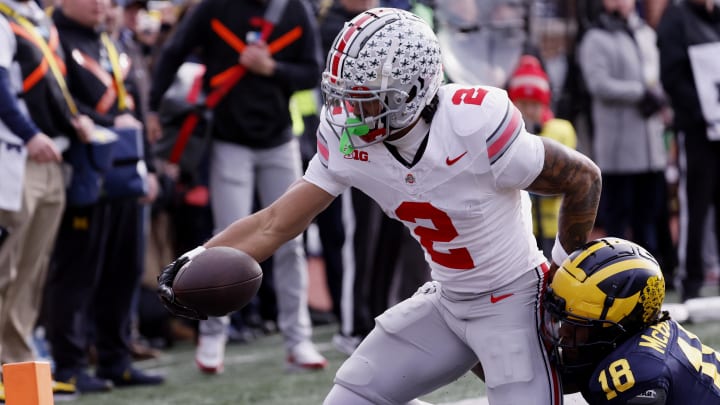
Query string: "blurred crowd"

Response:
xmin=0 ymin=0 xmax=719 ymax=401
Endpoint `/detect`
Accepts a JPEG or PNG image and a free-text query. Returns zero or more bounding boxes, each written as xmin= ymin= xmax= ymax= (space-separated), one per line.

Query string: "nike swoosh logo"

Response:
xmin=490 ymin=293 xmax=514 ymax=304
xmin=446 ymin=151 xmax=468 ymax=166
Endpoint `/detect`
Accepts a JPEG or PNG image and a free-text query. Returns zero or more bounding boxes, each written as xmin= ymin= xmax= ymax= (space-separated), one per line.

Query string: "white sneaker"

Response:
xmin=195 ymin=333 xmax=227 ymax=374
xmin=286 ymin=340 xmax=328 ymax=372
xmin=332 ymin=333 xmax=362 ymax=356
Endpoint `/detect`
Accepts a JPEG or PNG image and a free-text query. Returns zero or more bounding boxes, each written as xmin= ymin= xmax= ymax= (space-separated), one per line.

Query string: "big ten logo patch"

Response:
xmin=344 ymin=150 xmax=369 ymax=162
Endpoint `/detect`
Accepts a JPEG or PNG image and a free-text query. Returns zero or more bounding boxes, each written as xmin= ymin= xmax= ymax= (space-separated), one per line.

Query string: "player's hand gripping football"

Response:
xmin=157 ymin=248 xmax=208 ymax=320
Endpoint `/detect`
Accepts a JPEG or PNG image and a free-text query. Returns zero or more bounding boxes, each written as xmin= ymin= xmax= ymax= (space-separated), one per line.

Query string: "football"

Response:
xmin=172 ymin=247 xmax=263 ymax=317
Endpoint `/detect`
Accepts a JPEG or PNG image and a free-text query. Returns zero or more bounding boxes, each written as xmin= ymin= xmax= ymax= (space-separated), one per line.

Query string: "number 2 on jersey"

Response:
xmin=451 ymin=87 xmax=489 ymax=105
xmin=395 ymin=201 xmax=474 ymax=270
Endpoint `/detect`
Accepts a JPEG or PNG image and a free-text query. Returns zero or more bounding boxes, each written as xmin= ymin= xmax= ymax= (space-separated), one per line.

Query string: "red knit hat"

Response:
xmin=508 ymin=55 xmax=551 ymax=106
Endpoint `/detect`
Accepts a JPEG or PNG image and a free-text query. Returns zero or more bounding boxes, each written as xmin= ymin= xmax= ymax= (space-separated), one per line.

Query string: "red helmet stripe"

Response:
xmin=330 ymin=12 xmax=380 ymax=81
xmin=338 ymin=13 xmax=374 ymax=52
xmin=330 ymin=50 xmax=342 ymax=83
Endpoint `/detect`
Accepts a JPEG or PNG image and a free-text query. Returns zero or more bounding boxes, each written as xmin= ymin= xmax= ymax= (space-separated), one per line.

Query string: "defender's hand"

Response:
xmin=157 ymin=248 xmax=208 ymax=320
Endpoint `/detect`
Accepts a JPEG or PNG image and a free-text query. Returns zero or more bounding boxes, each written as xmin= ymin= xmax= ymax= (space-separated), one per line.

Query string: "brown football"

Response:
xmin=172 ymin=247 xmax=262 ymax=317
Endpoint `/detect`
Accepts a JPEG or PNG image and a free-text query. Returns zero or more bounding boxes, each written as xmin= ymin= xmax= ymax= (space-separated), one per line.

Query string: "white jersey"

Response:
xmin=304 ymin=84 xmax=547 ymax=293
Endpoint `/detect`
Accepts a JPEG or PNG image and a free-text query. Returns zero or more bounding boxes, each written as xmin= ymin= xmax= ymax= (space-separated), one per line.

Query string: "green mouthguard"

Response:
xmin=339 ymin=117 xmax=370 ymax=155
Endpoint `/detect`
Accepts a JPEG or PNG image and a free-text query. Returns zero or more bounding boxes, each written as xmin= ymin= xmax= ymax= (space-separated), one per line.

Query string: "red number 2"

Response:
xmin=451 ymin=88 xmax=488 ymax=105
xmin=395 ymin=202 xmax=474 ymax=270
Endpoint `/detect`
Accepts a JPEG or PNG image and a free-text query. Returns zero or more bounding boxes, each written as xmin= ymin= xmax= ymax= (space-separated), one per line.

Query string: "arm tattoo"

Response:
xmin=526 ymin=137 xmax=602 ymax=254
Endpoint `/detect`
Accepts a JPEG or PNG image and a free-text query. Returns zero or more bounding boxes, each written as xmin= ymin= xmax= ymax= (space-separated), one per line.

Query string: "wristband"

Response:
xmin=551 ymin=235 xmax=569 ymax=266
xmin=183 ymin=245 xmax=206 ymax=261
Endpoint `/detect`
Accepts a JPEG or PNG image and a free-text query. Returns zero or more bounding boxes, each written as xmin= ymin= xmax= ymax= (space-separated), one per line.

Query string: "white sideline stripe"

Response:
xmin=663 ymin=303 xmax=689 ymax=323
xmin=684 ymin=296 xmax=720 ymax=323
xmin=664 ymin=297 xmax=720 ymax=323
xmin=439 ymin=393 xmax=589 ymax=405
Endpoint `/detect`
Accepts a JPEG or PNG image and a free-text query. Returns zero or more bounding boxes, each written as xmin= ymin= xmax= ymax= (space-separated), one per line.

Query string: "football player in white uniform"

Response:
xmin=158 ymin=8 xmax=602 ymax=405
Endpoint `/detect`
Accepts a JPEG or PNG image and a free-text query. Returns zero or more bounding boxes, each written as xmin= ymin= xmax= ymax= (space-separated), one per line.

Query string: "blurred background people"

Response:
xmin=45 ymin=0 xmax=163 ymax=393
xmin=147 ymin=0 xmax=327 ymax=373
xmin=657 ymin=0 xmax=720 ymax=301
xmin=0 ymin=0 xmax=93 ymax=399
xmin=433 ymin=0 xmax=529 ymax=87
xmin=507 ymin=54 xmax=577 ymax=258
xmin=577 ymin=0 xmax=671 ymax=275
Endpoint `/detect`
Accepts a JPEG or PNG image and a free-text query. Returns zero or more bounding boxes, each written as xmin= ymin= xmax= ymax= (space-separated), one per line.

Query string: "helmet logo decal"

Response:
xmin=640 ymin=275 xmax=665 ymax=324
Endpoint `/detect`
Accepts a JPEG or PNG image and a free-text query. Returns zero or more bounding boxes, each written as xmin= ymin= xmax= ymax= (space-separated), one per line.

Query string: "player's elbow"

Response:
xmin=583 ymin=157 xmax=602 ymax=189
xmin=570 ymin=154 xmax=602 ymax=208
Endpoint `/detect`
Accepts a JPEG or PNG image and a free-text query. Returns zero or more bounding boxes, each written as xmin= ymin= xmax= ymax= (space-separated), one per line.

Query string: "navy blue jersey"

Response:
xmin=582 ymin=320 xmax=720 ymax=404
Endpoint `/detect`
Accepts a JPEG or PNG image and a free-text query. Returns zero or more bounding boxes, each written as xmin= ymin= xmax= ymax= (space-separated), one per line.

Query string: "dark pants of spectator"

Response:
xmin=137 ymin=286 xmax=171 ymax=343
xmin=316 ymin=196 xmax=345 ymax=322
xmin=349 ymin=188 xmax=382 ymax=338
xmin=46 ymin=198 xmax=143 ymax=374
xmin=678 ymin=132 xmax=720 ymax=300
xmin=369 ymin=215 xmax=430 ymax=318
xmin=601 ymin=171 xmax=669 ymax=257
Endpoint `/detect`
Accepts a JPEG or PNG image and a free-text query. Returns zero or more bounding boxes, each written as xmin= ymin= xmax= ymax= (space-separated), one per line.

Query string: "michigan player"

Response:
xmin=542 ymin=238 xmax=720 ymax=404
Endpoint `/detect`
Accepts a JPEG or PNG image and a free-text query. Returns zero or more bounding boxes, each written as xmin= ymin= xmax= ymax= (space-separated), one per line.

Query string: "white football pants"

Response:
xmin=324 ymin=265 xmax=563 ymax=405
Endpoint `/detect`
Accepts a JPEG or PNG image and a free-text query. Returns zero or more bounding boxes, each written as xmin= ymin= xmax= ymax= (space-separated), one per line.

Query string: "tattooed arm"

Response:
xmin=526 ymin=137 xmax=602 ymax=271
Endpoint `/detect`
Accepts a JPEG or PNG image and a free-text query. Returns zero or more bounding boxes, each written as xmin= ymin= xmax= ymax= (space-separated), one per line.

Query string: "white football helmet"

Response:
xmin=321 ymin=8 xmax=444 ymax=154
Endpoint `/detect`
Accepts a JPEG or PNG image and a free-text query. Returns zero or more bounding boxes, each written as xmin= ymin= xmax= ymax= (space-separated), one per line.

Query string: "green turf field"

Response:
xmin=67 ymin=323 xmax=487 ymax=405
xmin=68 ymin=288 xmax=720 ymax=405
